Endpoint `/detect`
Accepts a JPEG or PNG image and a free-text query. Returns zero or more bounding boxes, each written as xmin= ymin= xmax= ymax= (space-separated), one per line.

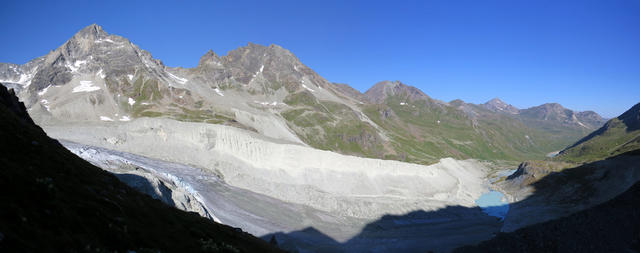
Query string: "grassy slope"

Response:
xmin=362 ymin=97 xmax=579 ymax=164
xmin=0 ymin=86 xmax=281 ymax=252
xmin=558 ymin=103 xmax=640 ymax=163
xmin=558 ymin=119 xmax=640 ymax=163
xmin=281 ymin=90 xmax=596 ymax=165
xmin=281 ymin=91 xmax=386 ymax=158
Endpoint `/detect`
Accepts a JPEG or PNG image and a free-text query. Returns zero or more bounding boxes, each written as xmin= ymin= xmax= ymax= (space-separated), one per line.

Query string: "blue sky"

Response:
xmin=1 ymin=0 xmax=638 ymax=117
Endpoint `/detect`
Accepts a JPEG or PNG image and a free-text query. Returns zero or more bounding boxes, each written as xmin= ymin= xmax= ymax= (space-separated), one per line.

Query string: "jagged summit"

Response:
xmin=74 ymin=23 xmax=108 ymax=39
xmin=364 ymin=80 xmax=430 ymax=104
xmin=197 ymin=49 xmax=221 ymax=67
xmin=483 ymin=98 xmax=519 ymax=114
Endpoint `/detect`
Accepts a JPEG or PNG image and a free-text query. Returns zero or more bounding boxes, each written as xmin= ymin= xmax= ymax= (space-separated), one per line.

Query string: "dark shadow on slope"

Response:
xmin=619 ymin=102 xmax=640 ymax=132
xmin=262 ymin=150 xmax=640 ymax=253
xmin=263 ymin=205 xmax=504 ymax=253
xmin=455 ymin=170 xmax=640 ymax=252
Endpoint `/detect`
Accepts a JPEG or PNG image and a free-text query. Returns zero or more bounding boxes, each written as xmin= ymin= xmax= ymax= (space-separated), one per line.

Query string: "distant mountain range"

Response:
xmin=0 ymin=24 xmax=606 ymax=164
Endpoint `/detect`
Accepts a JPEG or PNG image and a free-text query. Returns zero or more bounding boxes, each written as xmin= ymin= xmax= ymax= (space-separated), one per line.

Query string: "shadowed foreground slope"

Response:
xmin=0 ymin=84 xmax=282 ymax=252
xmin=455 ymin=156 xmax=640 ymax=252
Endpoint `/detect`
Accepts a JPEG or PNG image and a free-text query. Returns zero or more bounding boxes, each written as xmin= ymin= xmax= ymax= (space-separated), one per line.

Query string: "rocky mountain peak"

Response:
xmin=487 ymin=98 xmax=506 ymax=106
xmin=483 ymin=98 xmax=519 ymax=114
xmin=223 ymin=42 xmax=300 ymax=69
xmin=198 ymin=50 xmax=222 ymax=67
xmin=197 ymin=42 xmax=325 ymax=92
xmin=364 ymin=80 xmax=430 ymax=104
xmin=542 ymin=103 xmax=565 ymax=110
xmin=21 ymin=23 xmax=169 ymax=92
xmin=74 ymin=24 xmax=108 ymax=40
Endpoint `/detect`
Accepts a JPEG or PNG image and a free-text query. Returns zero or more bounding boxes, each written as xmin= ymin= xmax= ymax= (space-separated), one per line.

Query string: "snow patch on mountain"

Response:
xmin=302 ymin=83 xmax=315 ymax=92
xmin=214 ymin=88 xmax=224 ymax=96
xmin=41 ymin=99 xmax=50 ymax=111
xmin=66 ymin=60 xmax=87 ymax=73
xmin=95 ymin=38 xmax=115 ymax=43
xmin=38 ymin=85 xmax=51 ymax=96
xmin=96 ymin=69 xmax=106 ymax=79
xmin=167 ymin=72 xmax=188 ymax=84
xmin=99 ymin=116 xmax=114 ymax=121
xmin=72 ymin=81 xmax=100 ymax=93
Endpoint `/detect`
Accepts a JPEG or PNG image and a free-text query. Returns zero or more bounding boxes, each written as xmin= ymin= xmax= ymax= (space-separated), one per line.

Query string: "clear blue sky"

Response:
xmin=1 ymin=0 xmax=638 ymax=117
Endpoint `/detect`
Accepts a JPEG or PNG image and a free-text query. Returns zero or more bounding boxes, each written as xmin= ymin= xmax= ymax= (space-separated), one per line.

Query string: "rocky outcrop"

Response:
xmin=0 ymin=84 xmax=34 ymax=125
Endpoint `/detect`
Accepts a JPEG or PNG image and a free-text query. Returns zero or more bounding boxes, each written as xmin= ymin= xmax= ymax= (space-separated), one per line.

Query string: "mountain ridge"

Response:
xmin=557 ymin=102 xmax=640 ymax=162
xmin=0 ymin=23 xmax=606 ymax=164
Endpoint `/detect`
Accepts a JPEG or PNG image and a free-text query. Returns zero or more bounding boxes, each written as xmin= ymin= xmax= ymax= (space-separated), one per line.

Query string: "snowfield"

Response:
xmin=167 ymin=72 xmax=188 ymax=84
xmin=214 ymin=88 xmax=224 ymax=96
xmin=72 ymin=81 xmax=101 ymax=93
